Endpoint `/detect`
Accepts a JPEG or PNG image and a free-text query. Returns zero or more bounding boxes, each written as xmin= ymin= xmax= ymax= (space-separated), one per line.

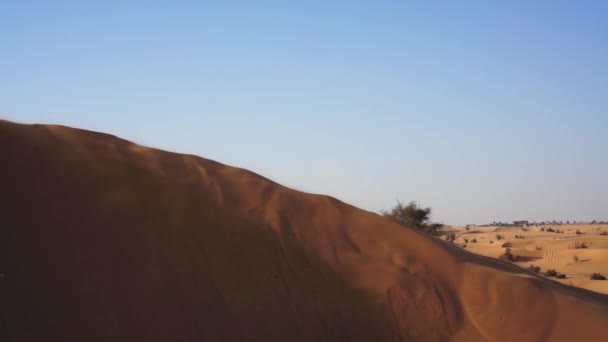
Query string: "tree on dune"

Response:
xmin=381 ymin=200 xmax=443 ymax=234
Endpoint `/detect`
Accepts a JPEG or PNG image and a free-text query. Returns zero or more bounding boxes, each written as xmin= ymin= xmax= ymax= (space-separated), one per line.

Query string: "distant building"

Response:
xmin=513 ymin=220 xmax=529 ymax=227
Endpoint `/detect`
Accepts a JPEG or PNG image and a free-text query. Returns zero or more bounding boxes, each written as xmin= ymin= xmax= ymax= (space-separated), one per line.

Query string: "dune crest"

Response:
xmin=1 ymin=120 xmax=607 ymax=341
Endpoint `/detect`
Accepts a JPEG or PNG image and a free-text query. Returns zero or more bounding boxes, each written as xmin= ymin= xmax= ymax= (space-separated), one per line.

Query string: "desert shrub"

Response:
xmin=489 ymin=240 xmax=493 ymax=244
xmin=471 ymin=238 xmax=477 ymax=243
xmin=556 ymin=229 xmax=560 ymax=234
xmin=500 ymin=248 xmax=515 ymax=261
xmin=544 ymin=269 xmax=558 ymax=277
xmin=535 ymin=245 xmax=542 ymax=251
xmin=496 ymin=234 xmax=504 ymax=240
xmin=575 ymin=242 xmax=588 ymax=249
xmin=461 ymin=244 xmax=467 ymax=248
xmin=590 ymin=273 xmax=606 ymax=280
xmin=382 ymin=200 xmax=443 ymax=234
xmin=464 ymin=238 xmax=469 ymax=243
xmin=556 ymin=273 xmax=566 ymax=279
xmin=527 ymin=265 xmax=541 ymax=273
xmin=600 ymin=231 xmax=607 ymax=236
xmin=465 ymin=226 xmax=470 ymax=231
xmin=573 ymin=255 xmax=579 ymax=262
xmin=540 ymin=227 xmax=545 ymax=232
xmin=576 ymin=229 xmax=583 ymax=235
xmin=546 ymin=228 xmax=555 ymax=233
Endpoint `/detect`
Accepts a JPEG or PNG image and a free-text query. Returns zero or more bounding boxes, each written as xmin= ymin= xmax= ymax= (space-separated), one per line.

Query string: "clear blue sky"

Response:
xmin=2 ymin=1 xmax=607 ymax=225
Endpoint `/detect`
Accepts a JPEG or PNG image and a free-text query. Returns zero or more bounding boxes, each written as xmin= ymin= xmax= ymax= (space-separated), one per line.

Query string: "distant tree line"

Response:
xmin=476 ymin=220 xmax=607 ymax=227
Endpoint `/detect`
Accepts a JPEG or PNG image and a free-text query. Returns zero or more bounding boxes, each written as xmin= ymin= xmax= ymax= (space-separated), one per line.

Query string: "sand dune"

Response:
xmin=2 ymin=120 xmax=608 ymax=341
xmin=453 ymin=224 xmax=608 ymax=296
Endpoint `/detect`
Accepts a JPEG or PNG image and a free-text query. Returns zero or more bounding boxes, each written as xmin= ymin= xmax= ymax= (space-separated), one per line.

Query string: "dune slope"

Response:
xmin=1 ymin=120 xmax=608 ymax=341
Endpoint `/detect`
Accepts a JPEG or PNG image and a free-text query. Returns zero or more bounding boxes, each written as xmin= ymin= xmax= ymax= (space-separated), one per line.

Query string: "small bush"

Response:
xmin=576 ymin=229 xmax=583 ymax=235
xmin=590 ymin=273 xmax=606 ymax=280
xmin=471 ymin=238 xmax=477 ymax=243
xmin=489 ymin=240 xmax=493 ymax=244
xmin=461 ymin=244 xmax=467 ymax=248
xmin=500 ymin=248 xmax=515 ymax=261
xmin=575 ymin=242 xmax=588 ymax=249
xmin=556 ymin=273 xmax=566 ymax=279
xmin=535 ymin=245 xmax=542 ymax=251
xmin=496 ymin=234 xmax=504 ymax=240
xmin=573 ymin=255 xmax=579 ymax=262
xmin=540 ymin=227 xmax=545 ymax=232
xmin=600 ymin=231 xmax=607 ymax=236
xmin=464 ymin=238 xmax=469 ymax=243
xmin=544 ymin=269 xmax=558 ymax=277
xmin=546 ymin=228 xmax=555 ymax=233
xmin=527 ymin=265 xmax=541 ymax=273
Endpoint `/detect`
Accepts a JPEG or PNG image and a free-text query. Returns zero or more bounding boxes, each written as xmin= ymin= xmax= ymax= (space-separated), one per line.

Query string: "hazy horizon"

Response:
xmin=2 ymin=1 xmax=607 ymax=225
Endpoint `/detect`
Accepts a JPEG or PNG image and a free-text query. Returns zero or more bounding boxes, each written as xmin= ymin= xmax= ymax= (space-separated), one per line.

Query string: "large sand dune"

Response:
xmin=1 ymin=120 xmax=608 ymax=341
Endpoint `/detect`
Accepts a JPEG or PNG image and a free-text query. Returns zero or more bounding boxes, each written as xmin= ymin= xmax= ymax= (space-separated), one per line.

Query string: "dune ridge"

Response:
xmin=1 ymin=120 xmax=607 ymax=341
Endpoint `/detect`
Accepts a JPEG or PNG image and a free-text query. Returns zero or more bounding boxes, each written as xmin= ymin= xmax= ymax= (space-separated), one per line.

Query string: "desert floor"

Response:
xmin=449 ymin=224 xmax=608 ymax=294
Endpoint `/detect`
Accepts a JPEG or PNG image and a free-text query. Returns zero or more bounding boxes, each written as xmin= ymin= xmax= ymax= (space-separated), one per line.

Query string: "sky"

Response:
xmin=2 ymin=1 xmax=607 ymax=225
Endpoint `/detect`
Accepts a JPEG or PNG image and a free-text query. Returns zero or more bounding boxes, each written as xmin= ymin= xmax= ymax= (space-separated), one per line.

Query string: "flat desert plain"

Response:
xmin=450 ymin=224 xmax=608 ymax=294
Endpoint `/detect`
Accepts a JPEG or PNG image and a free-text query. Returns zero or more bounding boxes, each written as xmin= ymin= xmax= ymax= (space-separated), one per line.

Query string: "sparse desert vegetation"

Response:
xmin=440 ymin=223 xmax=608 ymax=294
xmin=544 ymin=269 xmax=558 ymax=277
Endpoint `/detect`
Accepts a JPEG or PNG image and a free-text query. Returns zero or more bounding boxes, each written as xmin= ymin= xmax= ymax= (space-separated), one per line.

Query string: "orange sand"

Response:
xmin=1 ymin=120 xmax=607 ymax=341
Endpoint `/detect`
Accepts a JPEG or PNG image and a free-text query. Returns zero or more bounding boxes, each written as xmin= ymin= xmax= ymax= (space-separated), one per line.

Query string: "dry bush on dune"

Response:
xmin=544 ymin=269 xmax=558 ymax=277
xmin=381 ymin=201 xmax=444 ymax=235
xmin=499 ymin=248 xmax=515 ymax=262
